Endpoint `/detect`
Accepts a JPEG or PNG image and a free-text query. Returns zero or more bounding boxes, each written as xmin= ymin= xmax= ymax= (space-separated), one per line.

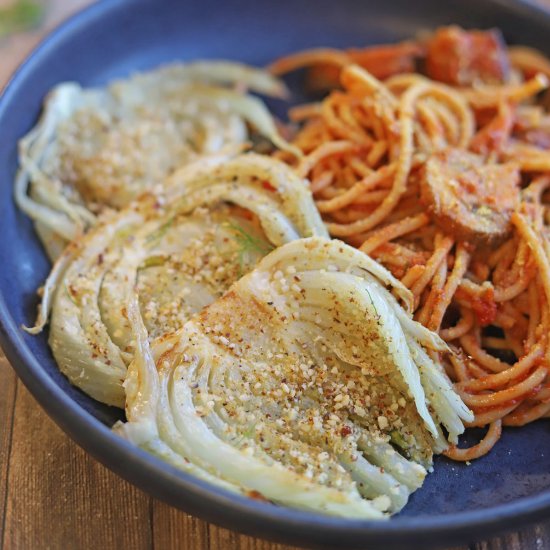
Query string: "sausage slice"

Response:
xmin=420 ymin=149 xmax=520 ymax=245
xmin=425 ymin=26 xmax=510 ymax=85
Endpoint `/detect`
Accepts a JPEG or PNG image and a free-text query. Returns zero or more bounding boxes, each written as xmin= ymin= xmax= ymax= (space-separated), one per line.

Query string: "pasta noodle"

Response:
xmin=273 ymin=27 xmax=550 ymax=459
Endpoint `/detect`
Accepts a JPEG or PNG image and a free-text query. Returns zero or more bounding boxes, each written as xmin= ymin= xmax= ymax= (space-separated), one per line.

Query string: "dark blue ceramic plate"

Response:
xmin=1 ymin=0 xmax=550 ymax=548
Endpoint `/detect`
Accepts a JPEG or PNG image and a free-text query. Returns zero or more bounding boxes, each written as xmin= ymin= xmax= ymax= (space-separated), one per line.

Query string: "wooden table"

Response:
xmin=1 ymin=351 xmax=549 ymax=550
xmin=2 ymin=354 xmax=550 ymax=550
xmin=1 ymin=2 xmax=550 ymax=549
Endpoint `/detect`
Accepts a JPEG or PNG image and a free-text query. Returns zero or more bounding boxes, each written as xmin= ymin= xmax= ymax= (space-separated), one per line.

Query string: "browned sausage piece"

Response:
xmin=419 ymin=149 xmax=520 ymax=245
xmin=305 ymin=42 xmax=425 ymax=94
xmin=425 ymin=26 xmax=510 ymax=86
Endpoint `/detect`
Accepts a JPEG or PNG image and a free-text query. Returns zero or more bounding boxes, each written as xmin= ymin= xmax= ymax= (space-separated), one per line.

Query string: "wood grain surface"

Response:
xmin=2 ymin=353 xmax=550 ymax=550
xmin=1 ymin=1 xmax=550 ymax=549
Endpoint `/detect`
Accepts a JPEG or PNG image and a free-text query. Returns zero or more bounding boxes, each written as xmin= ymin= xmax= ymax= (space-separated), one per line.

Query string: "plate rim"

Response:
xmin=2 ymin=0 xmax=550 ymax=547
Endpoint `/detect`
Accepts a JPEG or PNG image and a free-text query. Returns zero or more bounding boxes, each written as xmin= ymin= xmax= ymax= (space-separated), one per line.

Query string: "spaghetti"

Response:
xmin=272 ymin=26 xmax=550 ymax=460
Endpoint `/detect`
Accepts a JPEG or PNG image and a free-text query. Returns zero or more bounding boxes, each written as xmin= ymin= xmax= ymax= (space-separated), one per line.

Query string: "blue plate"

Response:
xmin=1 ymin=0 xmax=550 ymax=547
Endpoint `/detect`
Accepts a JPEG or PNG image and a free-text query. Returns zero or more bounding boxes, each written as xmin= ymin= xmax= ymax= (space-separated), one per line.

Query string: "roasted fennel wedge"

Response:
xmin=116 ymin=237 xmax=473 ymax=518
xmin=28 ymin=154 xmax=327 ymax=407
xmin=15 ymin=60 xmax=298 ymax=259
